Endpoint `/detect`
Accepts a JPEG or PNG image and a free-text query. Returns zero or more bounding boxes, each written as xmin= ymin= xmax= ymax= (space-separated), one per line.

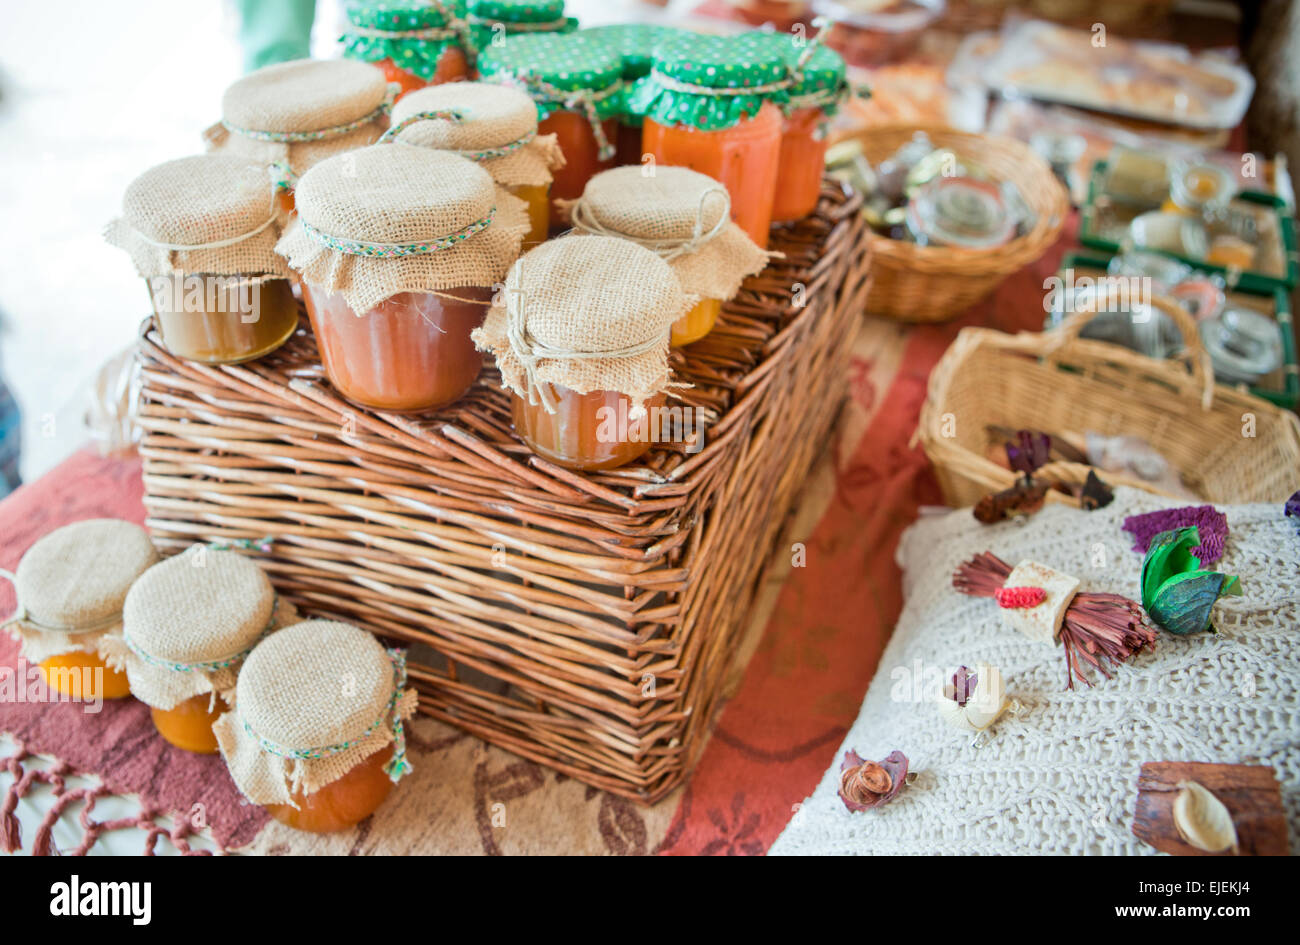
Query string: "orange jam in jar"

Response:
xmin=580 ymin=24 xmax=683 ymax=167
xmin=40 ymin=652 xmax=132 ymax=701
xmin=510 ymin=183 xmax=551 ymax=248
xmin=152 ymin=693 xmax=229 ymax=755
xmin=477 ymin=33 xmax=624 ymax=227
xmin=631 ymin=33 xmax=789 ymax=250
xmin=151 ymin=275 xmax=299 ymax=364
xmin=513 ymin=387 xmax=667 ymax=470
xmin=342 ymin=0 xmax=471 ymax=99
xmin=265 ymin=745 xmax=397 ymax=833
xmin=671 ymin=298 xmax=723 ymax=347
xmin=303 ymin=285 xmax=492 ymax=412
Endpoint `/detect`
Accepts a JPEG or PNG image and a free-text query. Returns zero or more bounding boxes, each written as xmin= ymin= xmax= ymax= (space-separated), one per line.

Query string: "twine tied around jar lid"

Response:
xmin=568 ymin=184 xmax=731 ymax=262
xmin=382 ymin=108 xmax=537 ymax=161
xmin=213 ymin=620 xmax=419 ymax=806
xmin=1 ymin=520 xmax=159 ymax=666
xmin=497 ymin=71 xmax=621 ymax=161
xmin=472 ymin=235 xmax=695 ymax=413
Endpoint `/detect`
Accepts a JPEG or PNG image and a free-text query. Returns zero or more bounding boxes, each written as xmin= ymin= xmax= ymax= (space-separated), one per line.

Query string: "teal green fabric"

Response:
xmin=477 ymin=33 xmax=622 ymax=120
xmin=234 ymin=0 xmax=316 ymax=72
xmin=578 ymin=24 xmax=682 ymax=80
xmin=466 ymin=0 xmax=576 ymax=52
xmin=340 ymin=0 xmax=468 ymax=80
xmin=624 ymin=31 xmax=789 ymax=132
xmin=749 ymin=32 xmax=849 ymax=116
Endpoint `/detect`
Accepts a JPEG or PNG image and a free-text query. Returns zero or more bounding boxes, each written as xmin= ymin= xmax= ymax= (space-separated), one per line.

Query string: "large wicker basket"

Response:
xmin=917 ymin=295 xmax=1300 ymax=508
xmin=847 ymin=125 xmax=1069 ymax=323
xmin=136 ymin=183 xmax=871 ymax=804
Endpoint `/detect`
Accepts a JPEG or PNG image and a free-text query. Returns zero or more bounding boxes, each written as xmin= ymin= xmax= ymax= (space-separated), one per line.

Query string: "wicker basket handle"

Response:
xmin=1045 ymin=293 xmax=1216 ymax=410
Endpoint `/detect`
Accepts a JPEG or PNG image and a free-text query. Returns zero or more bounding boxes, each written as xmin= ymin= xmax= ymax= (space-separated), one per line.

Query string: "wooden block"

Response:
xmin=1131 ymin=761 xmax=1289 ymax=856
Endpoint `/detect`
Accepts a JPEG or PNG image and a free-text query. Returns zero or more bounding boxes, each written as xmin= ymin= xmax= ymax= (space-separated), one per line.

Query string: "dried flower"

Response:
xmin=1006 ymin=430 xmax=1052 ymax=477
xmin=1286 ymin=489 xmax=1300 ymax=529
xmin=1123 ymin=505 xmax=1229 ymax=564
xmin=838 ymin=749 xmax=909 ymax=812
xmin=995 ymin=586 xmax=1046 ymax=609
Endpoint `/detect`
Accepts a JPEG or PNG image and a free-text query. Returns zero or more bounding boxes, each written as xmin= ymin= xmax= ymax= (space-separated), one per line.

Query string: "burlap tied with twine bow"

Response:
xmin=214 ymin=620 xmax=417 ymax=806
xmin=1 ymin=520 xmax=158 ymax=666
xmin=472 ymin=235 xmax=694 ymax=413
xmin=203 ymin=58 xmax=395 ymax=185
xmin=276 ymin=143 xmax=529 ymax=314
xmin=386 ymin=81 xmax=565 ymax=189
xmin=560 ymin=166 xmax=771 ymax=302
xmin=104 ymin=154 xmax=290 ymax=283
xmin=100 ymin=548 xmax=297 ymax=711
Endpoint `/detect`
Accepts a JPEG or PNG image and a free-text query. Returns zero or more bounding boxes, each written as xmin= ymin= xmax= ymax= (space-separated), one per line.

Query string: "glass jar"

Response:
xmin=513 ymin=386 xmax=667 ymax=471
xmin=265 ymin=744 xmax=396 ymax=833
xmin=643 ymin=104 xmax=783 ymax=250
xmin=375 ymin=48 xmax=469 ymax=97
xmin=772 ymin=106 xmax=827 ymax=223
xmin=303 ymin=284 xmax=492 ymax=412
xmin=152 ymin=693 xmax=229 ymax=755
xmin=40 ymin=651 xmax=132 ymax=701
xmin=539 ymin=110 xmax=619 ymax=218
xmin=671 ymin=298 xmax=722 ymax=348
xmin=579 ymin=24 xmax=681 ymax=167
xmin=342 ymin=0 xmax=471 ymax=99
xmin=509 ymin=182 xmax=551 ymax=248
xmin=150 ymin=275 xmax=298 ymax=364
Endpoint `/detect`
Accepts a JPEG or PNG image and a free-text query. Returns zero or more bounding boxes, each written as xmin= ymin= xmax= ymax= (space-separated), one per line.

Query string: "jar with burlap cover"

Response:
xmin=472 ymin=234 xmax=694 ymax=412
xmin=559 ymin=166 xmax=771 ymax=304
xmin=341 ymin=0 xmax=470 ymax=80
xmin=101 ymin=547 xmax=297 ymax=710
xmin=276 ymin=143 xmax=529 ymax=314
xmin=477 ymin=32 xmax=623 ymax=161
xmin=467 ymin=0 xmax=577 ymax=51
xmin=1 ymin=520 xmax=158 ymax=667
xmin=214 ymin=620 xmax=417 ymax=806
xmin=203 ymin=58 xmax=396 ymax=186
xmin=104 ymin=154 xmax=290 ymax=286
xmin=625 ymin=31 xmax=792 ymax=132
xmin=385 ymin=81 xmax=565 ymax=189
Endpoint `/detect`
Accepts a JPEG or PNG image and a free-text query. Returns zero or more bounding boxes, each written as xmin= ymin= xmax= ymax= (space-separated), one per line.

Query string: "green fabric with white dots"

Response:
xmin=466 ymin=0 xmax=576 ymax=54
xmin=578 ymin=24 xmax=685 ymax=127
xmin=751 ymin=32 xmax=849 ymax=116
xmin=340 ymin=0 xmax=467 ymax=80
xmin=625 ymin=32 xmax=790 ymax=132
xmin=477 ymin=32 xmax=622 ymax=120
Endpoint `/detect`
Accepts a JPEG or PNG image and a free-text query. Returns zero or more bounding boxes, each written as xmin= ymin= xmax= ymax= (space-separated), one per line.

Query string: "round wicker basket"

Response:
xmin=917 ymin=294 xmax=1300 ymax=506
xmin=846 ymin=125 xmax=1069 ymax=323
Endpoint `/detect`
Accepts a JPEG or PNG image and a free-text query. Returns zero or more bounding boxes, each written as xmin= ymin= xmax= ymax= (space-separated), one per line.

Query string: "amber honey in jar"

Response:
xmin=629 ymin=32 xmax=788 ymax=250
xmin=387 ymin=82 xmax=566 ymax=249
xmin=473 ymin=235 xmax=696 ymax=470
xmin=2 ymin=520 xmax=158 ymax=704
xmin=754 ymin=28 xmax=850 ymax=223
xmin=278 ymin=143 xmax=528 ymax=412
xmin=214 ymin=620 xmax=417 ymax=834
xmin=204 ymin=58 xmax=396 ymax=215
xmin=111 ymin=547 xmax=295 ymax=755
xmin=341 ymin=0 xmax=471 ymax=100
xmin=106 ymin=154 xmax=299 ymax=364
xmin=564 ymin=166 xmax=769 ymax=348
xmin=477 ymin=32 xmax=623 ymax=228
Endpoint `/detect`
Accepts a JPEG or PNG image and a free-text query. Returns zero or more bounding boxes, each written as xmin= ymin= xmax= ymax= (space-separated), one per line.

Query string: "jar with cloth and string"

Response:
xmin=340 ymin=0 xmax=472 ymax=99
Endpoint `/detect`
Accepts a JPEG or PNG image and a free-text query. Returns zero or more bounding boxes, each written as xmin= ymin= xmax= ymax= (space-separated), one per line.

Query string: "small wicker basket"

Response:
xmin=846 ymin=125 xmax=1069 ymax=323
xmin=918 ymin=295 xmax=1300 ymax=507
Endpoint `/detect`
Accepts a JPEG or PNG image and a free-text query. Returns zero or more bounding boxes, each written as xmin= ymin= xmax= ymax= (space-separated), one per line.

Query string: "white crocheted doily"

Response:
xmin=770 ymin=487 xmax=1299 ymax=855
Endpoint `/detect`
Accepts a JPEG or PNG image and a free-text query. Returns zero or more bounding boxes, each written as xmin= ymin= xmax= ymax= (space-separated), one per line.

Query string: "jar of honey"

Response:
xmin=578 ymin=24 xmax=683 ymax=166
xmin=108 ymin=547 xmax=296 ymax=754
xmin=387 ymin=81 xmax=566 ymax=248
xmin=477 ymin=32 xmax=623 ymax=228
xmin=341 ymin=0 xmax=471 ymax=100
xmin=472 ymin=235 xmax=694 ymax=470
xmin=753 ymin=28 xmax=850 ymax=223
xmin=466 ymin=0 xmax=576 ymax=53
xmin=204 ymin=58 xmax=396 ymax=214
xmin=276 ymin=143 xmax=529 ymax=412
xmin=563 ymin=166 xmax=769 ymax=347
xmin=1 ymin=520 xmax=158 ymax=703
xmin=214 ymin=620 xmax=417 ymax=834
xmin=629 ymin=32 xmax=789 ymax=250
xmin=106 ymin=154 xmax=299 ymax=365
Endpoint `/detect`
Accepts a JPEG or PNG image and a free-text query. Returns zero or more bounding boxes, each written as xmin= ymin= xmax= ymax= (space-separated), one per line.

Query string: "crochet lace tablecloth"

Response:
xmin=770 ymin=487 xmax=1299 ymax=855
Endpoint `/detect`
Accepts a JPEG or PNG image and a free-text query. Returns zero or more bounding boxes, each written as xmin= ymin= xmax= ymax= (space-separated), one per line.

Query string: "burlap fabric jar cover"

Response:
xmin=471 ymin=234 xmax=694 ymax=414
xmin=560 ymin=166 xmax=771 ymax=312
xmin=203 ymin=58 xmax=397 ymax=188
xmin=275 ymin=141 xmax=529 ymax=314
xmin=1 ymin=520 xmax=158 ymax=669
xmin=340 ymin=0 xmax=471 ymax=83
xmin=101 ymin=547 xmax=297 ymax=711
xmin=214 ymin=620 xmax=417 ymax=806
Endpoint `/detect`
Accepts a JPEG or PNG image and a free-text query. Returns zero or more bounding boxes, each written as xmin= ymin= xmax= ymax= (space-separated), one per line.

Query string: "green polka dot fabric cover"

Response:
xmin=341 ymin=0 xmax=469 ymax=81
xmin=467 ymin=0 xmax=577 ymax=53
xmin=579 ymin=24 xmax=682 ymax=81
xmin=752 ymin=31 xmax=850 ymax=116
xmin=477 ymin=33 xmax=622 ymax=121
xmin=625 ymin=32 xmax=791 ymax=133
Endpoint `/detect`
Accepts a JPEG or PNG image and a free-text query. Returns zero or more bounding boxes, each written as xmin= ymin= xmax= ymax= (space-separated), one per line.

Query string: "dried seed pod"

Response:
xmin=935 ymin=662 xmax=1009 ymax=732
xmin=1173 ymin=781 xmax=1238 ymax=853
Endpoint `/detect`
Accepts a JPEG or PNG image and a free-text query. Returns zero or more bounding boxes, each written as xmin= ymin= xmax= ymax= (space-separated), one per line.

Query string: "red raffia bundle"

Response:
xmin=953 ymin=551 xmax=1156 ymax=689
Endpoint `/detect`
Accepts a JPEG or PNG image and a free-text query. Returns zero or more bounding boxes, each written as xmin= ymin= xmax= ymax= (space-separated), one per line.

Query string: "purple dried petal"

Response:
xmin=1287 ymin=489 xmax=1300 ymax=527
xmin=946 ymin=666 xmax=977 ymax=707
xmin=1122 ymin=505 xmax=1229 ymax=565
xmin=838 ymin=749 xmax=910 ymax=812
xmin=1006 ymin=430 xmax=1052 ymax=476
